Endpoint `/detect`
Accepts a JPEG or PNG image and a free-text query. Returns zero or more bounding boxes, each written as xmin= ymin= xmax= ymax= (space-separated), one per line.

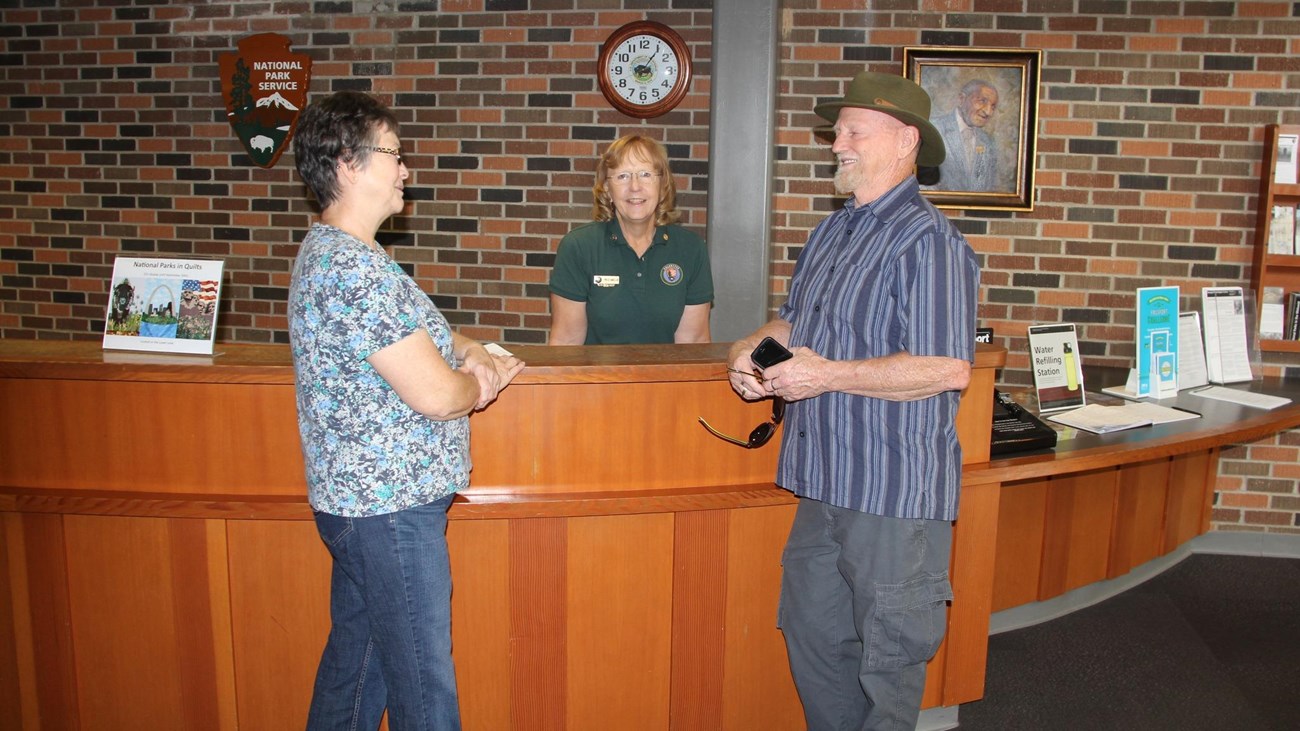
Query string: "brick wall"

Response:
xmin=0 ymin=0 xmax=715 ymax=344
xmin=0 ymin=0 xmax=1297 ymax=534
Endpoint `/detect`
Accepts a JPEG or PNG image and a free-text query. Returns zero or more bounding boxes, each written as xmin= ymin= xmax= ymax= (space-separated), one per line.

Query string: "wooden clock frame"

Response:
xmin=597 ymin=20 xmax=693 ymax=119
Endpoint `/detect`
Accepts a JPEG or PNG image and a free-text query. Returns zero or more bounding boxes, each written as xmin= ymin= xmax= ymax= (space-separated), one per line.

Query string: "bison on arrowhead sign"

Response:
xmin=219 ymin=33 xmax=312 ymax=169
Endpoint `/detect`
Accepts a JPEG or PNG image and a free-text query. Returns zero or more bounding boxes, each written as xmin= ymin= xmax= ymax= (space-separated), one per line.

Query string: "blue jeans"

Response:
xmin=778 ymin=498 xmax=953 ymax=731
xmin=306 ymin=495 xmax=461 ymax=731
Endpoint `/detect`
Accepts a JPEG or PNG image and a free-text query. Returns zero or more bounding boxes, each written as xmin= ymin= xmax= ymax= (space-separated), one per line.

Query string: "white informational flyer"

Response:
xmin=1267 ymin=204 xmax=1296 ymax=254
xmin=1176 ymin=311 xmax=1209 ymax=391
xmin=1260 ymin=286 xmax=1286 ymax=340
xmin=103 ymin=257 xmax=225 ymax=355
xmin=1026 ymin=323 xmax=1086 ymax=413
xmin=1200 ymin=286 xmax=1253 ymax=384
xmin=1276 ymin=133 xmax=1299 ymax=184
xmin=1048 ymin=401 xmax=1200 ymax=434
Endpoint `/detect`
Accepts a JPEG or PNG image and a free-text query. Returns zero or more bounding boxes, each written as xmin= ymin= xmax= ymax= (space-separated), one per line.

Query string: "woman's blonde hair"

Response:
xmin=591 ymin=134 xmax=680 ymax=226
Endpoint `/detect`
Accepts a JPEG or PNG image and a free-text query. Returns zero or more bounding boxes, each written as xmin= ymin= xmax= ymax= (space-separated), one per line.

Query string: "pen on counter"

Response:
xmin=1170 ymin=406 xmax=1201 ymax=416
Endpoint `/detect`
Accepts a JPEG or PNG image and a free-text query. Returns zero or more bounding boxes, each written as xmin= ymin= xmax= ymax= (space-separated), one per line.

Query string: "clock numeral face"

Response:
xmin=607 ymin=33 xmax=680 ymax=105
xmin=598 ymin=22 xmax=691 ymax=117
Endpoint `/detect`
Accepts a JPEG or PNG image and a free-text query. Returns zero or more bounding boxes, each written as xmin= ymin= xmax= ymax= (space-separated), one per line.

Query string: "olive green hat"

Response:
xmin=813 ymin=71 xmax=946 ymax=167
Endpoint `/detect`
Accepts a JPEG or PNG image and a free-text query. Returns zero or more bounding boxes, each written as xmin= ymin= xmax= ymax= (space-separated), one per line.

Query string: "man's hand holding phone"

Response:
xmin=728 ymin=336 xmax=793 ymax=401
xmin=750 ymin=336 xmax=793 ymax=370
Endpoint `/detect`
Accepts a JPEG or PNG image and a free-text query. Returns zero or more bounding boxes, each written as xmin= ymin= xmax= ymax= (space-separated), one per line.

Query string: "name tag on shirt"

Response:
xmin=594 ymin=275 xmax=620 ymax=287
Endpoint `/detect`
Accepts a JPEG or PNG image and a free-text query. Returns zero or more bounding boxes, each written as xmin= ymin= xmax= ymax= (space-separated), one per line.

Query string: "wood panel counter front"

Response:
xmin=7 ymin=341 xmax=1296 ymax=730
xmin=20 ymin=338 xmax=1286 ymax=730
xmin=969 ymin=380 xmax=1300 ymax=618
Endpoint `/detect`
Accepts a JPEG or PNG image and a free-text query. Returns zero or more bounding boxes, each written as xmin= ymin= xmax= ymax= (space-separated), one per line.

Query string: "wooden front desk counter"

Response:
xmin=2 ymin=341 xmax=1293 ymax=730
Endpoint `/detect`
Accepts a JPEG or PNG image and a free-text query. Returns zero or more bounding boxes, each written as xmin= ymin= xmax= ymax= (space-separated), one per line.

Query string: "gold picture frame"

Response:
xmin=904 ymin=46 xmax=1042 ymax=211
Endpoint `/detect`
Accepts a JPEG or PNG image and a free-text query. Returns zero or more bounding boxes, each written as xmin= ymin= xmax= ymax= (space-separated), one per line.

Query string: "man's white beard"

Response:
xmin=834 ymin=164 xmax=866 ymax=195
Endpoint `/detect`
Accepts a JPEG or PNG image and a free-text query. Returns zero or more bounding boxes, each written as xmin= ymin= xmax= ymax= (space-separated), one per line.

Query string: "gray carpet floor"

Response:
xmin=956 ymin=553 xmax=1300 ymax=730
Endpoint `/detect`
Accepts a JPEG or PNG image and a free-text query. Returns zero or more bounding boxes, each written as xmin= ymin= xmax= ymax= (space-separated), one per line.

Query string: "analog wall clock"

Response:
xmin=597 ymin=20 xmax=692 ymax=119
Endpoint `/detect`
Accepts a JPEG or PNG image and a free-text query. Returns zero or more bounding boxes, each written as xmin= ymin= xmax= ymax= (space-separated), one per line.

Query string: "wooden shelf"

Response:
xmin=1263 ymin=253 xmax=1300 ymax=268
xmin=1251 ymin=124 xmax=1300 ymax=347
xmin=1260 ymin=338 xmax=1300 ymax=353
xmin=1272 ymin=183 xmax=1300 ymax=198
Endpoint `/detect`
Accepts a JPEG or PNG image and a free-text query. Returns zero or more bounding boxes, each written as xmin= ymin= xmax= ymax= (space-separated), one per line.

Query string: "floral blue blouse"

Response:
xmin=289 ymin=223 xmax=470 ymax=517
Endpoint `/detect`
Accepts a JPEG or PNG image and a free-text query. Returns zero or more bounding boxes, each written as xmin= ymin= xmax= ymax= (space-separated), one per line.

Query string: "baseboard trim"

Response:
xmin=1190 ymin=530 xmax=1300 ymax=558
xmin=917 ymin=704 xmax=959 ymax=731
xmin=989 ymin=531 xmax=1300 ymax=635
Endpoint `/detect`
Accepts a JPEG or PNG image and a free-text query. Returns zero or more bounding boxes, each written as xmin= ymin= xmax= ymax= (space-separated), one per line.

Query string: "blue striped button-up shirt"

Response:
xmin=775 ymin=177 xmax=980 ymax=521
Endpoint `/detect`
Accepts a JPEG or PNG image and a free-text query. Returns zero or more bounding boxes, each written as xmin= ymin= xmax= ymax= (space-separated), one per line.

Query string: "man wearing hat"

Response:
xmin=727 ymin=71 xmax=980 ymax=730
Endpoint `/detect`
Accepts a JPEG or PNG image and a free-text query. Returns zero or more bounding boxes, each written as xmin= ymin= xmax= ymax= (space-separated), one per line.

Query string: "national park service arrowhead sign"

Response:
xmin=219 ymin=33 xmax=312 ymax=169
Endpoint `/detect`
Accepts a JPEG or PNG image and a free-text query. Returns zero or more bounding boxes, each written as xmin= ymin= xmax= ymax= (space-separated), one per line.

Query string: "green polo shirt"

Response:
xmin=549 ymin=219 xmax=714 ymax=344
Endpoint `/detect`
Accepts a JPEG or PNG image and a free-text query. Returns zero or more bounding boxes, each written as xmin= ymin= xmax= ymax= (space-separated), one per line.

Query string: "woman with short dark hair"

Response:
xmin=288 ymin=90 xmax=523 ymax=730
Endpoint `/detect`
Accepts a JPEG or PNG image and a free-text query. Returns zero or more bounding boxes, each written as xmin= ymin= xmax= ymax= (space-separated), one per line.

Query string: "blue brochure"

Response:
xmin=1136 ymin=286 xmax=1179 ymax=397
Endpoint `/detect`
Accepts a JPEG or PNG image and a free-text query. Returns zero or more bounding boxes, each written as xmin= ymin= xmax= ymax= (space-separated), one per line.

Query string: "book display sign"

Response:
xmin=103 ymin=257 xmax=224 ymax=355
xmin=1136 ymin=286 xmax=1179 ymax=397
xmin=1026 ymin=323 xmax=1086 ymax=413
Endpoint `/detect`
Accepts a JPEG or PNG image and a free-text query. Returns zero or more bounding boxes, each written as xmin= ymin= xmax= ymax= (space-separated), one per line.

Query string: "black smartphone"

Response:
xmin=750 ymin=336 xmax=793 ymax=370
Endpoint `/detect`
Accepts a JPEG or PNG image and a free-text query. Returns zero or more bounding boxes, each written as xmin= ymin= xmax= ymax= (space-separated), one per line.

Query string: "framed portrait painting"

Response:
xmin=903 ymin=46 xmax=1042 ymax=211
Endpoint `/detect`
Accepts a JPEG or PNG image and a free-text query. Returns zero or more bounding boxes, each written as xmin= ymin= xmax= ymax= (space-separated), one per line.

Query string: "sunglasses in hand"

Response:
xmin=698 ymin=398 xmax=786 ymax=448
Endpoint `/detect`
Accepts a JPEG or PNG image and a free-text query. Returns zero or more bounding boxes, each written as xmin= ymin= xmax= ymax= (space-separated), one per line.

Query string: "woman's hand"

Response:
xmin=460 ymin=347 xmax=524 ymax=410
xmin=479 ymin=354 xmax=525 ymax=409
xmin=369 ymin=331 xmax=482 ymax=420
